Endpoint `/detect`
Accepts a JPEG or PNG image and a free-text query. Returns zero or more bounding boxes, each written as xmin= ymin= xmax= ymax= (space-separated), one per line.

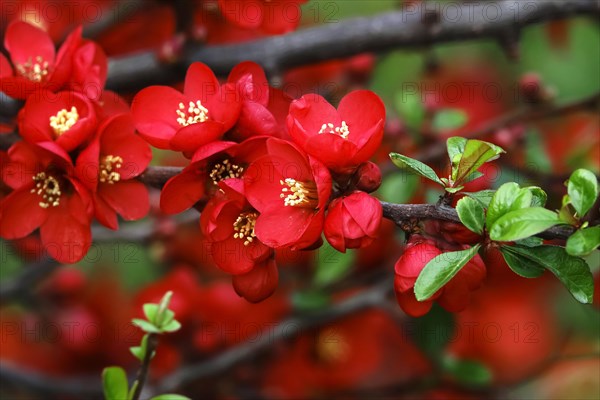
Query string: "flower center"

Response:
xmin=280 ymin=178 xmax=318 ymax=208
xmin=176 ymin=100 xmax=209 ymax=127
xmin=233 ymin=212 xmax=258 ymax=246
xmin=318 ymin=121 xmax=349 ymax=139
xmin=16 ymin=56 xmax=50 ymax=82
xmin=49 ymin=107 xmax=79 ymax=137
xmin=30 ymin=172 xmax=61 ymax=208
xmin=99 ymin=155 xmax=123 ymax=184
xmin=316 ymin=328 xmax=349 ymax=364
xmin=209 ymin=159 xmax=244 ymax=185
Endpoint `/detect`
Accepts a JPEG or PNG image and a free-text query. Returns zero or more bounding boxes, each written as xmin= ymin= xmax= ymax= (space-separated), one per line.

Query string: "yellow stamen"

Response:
xmin=280 ymin=178 xmax=318 ymax=208
xmin=30 ymin=172 xmax=61 ymax=208
xmin=176 ymin=100 xmax=209 ymax=126
xmin=318 ymin=121 xmax=349 ymax=139
xmin=209 ymin=159 xmax=244 ymax=185
xmin=99 ymin=155 xmax=123 ymax=184
xmin=16 ymin=56 xmax=50 ymax=82
xmin=49 ymin=106 xmax=79 ymax=137
xmin=233 ymin=212 xmax=258 ymax=246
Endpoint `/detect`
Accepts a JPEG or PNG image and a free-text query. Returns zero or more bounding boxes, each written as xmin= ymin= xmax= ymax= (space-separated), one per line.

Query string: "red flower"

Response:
xmin=227 ymin=61 xmax=292 ymax=140
xmin=131 ymin=62 xmax=241 ymax=152
xmin=244 ymin=137 xmax=332 ymax=249
xmin=232 ymin=256 xmax=279 ymax=303
xmin=0 ymin=142 xmax=92 ymax=263
xmin=394 ymin=237 xmax=486 ymax=317
xmin=160 ymin=137 xmax=268 ymax=214
xmin=287 ymin=90 xmax=385 ymax=173
xmin=201 ymin=178 xmax=273 ymax=275
xmin=18 ymin=90 xmax=97 ymax=152
xmin=0 ymin=21 xmax=82 ymax=99
xmin=76 ymin=114 xmax=152 ymax=230
xmin=66 ymin=39 xmax=108 ymax=100
xmin=218 ymin=0 xmax=307 ymax=34
xmin=324 ymin=191 xmax=382 ymax=253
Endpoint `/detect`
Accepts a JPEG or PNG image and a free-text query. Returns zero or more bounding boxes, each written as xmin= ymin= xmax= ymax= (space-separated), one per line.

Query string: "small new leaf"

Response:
xmin=464 ymin=190 xmax=496 ymax=208
xmin=150 ymin=394 xmax=192 ymax=400
xmin=456 ymin=197 xmax=485 ymax=234
xmin=567 ymin=169 xmax=599 ymax=217
xmin=102 ymin=366 xmax=129 ymax=400
xmin=566 ymin=226 xmax=600 ymax=256
xmin=161 ymin=320 xmax=182 ymax=333
xmin=389 ymin=153 xmax=444 ymax=186
xmin=489 ymin=207 xmax=561 ymax=242
xmin=455 ymin=139 xmax=504 ymax=184
xmin=414 ymin=245 xmax=480 ymax=301
xmin=132 ymin=319 xmax=161 ymax=334
xmin=486 ymin=182 xmax=520 ymax=227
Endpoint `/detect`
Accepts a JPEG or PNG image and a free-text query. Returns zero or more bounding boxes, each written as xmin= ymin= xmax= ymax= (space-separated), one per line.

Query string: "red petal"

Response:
xmin=211 ymin=237 xmax=271 ymax=275
xmin=75 ymin=137 xmax=100 ymax=191
xmin=0 ymin=187 xmax=48 ymax=238
xmin=160 ymin=168 xmax=205 ymax=214
xmin=170 ymin=120 xmax=225 ymax=153
xmin=218 ymin=0 xmax=264 ymax=30
xmin=183 ymin=62 xmax=220 ymax=100
xmin=93 ymin=193 xmax=118 ymax=230
xmin=99 ymin=180 xmax=149 ymax=221
xmin=338 ymin=90 xmax=386 ymax=144
xmin=236 ymin=101 xmax=279 ymax=138
xmin=394 ymin=290 xmax=434 ymax=318
xmin=5 ymin=21 xmax=55 ymax=67
xmin=254 ymin=205 xmax=313 ymax=248
xmin=41 ymin=208 xmax=91 ymax=264
xmin=232 ymin=257 xmax=279 ymax=303
xmin=52 ymin=25 xmax=82 ymax=89
xmin=228 ymin=62 xmax=269 ymax=105
xmin=288 ymin=94 xmax=340 ymax=147
xmin=0 ymin=54 xmax=12 ymax=78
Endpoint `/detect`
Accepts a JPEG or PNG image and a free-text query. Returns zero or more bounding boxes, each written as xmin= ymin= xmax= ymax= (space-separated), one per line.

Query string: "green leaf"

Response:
xmin=432 ymin=109 xmax=468 ymax=131
xmin=525 ymin=129 xmax=552 ymax=174
xmin=129 ymin=334 xmax=148 ymax=361
xmin=150 ymin=395 xmax=192 ymax=400
xmin=394 ymin=90 xmax=425 ymax=131
xmin=464 ymin=190 xmax=496 ymax=208
xmin=161 ymin=320 xmax=181 ymax=333
xmin=132 ymin=319 xmax=161 ymax=334
xmin=389 ymin=153 xmax=444 ymax=186
xmin=292 ymin=291 xmax=331 ymax=311
xmin=566 ymin=226 xmax=600 ymax=256
xmin=143 ymin=304 xmax=159 ymax=325
xmin=155 ymin=291 xmax=174 ymax=327
xmin=568 ymin=169 xmax=599 ymax=217
xmin=500 ymin=246 xmax=545 ymax=278
xmin=511 ymin=189 xmax=533 ymax=211
xmin=414 ymin=245 xmax=481 ymax=301
xmin=515 ymin=236 xmax=544 ymax=248
xmin=443 ymin=356 xmax=492 ymax=387
xmin=444 ymin=186 xmax=464 ymax=194
xmin=486 ymin=183 xmax=521 ymax=227
xmin=489 ymin=207 xmax=561 ymax=242
xmin=314 ymin=241 xmax=355 ymax=286
xmin=102 ymin=367 xmax=129 ymax=400
xmin=455 ymin=139 xmax=504 ymax=184
xmin=456 ymin=197 xmax=485 ymax=234
xmin=462 ymin=170 xmax=484 ymax=184
xmin=528 ymin=186 xmax=548 ymax=207
xmin=504 ymin=245 xmax=594 ymax=303
xmin=447 ymin=137 xmax=467 ymax=164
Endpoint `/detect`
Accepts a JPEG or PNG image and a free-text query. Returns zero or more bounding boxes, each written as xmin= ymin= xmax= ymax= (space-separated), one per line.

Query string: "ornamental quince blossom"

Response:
xmin=394 ymin=236 xmax=485 ymax=317
xmin=244 ymin=137 xmax=332 ymax=250
xmin=18 ymin=90 xmax=97 ymax=152
xmin=227 ymin=61 xmax=292 ymax=139
xmin=287 ymin=90 xmax=385 ymax=173
xmin=0 ymin=21 xmax=82 ymax=99
xmin=232 ymin=256 xmax=279 ymax=303
xmin=132 ymin=62 xmax=241 ymax=153
xmin=76 ymin=114 xmax=152 ymax=230
xmin=0 ymin=142 xmax=92 ymax=263
xmin=201 ymin=178 xmax=273 ymax=275
xmin=324 ymin=191 xmax=382 ymax=253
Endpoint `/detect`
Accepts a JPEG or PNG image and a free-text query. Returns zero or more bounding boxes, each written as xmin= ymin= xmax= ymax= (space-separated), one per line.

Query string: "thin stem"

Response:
xmin=131 ymin=333 xmax=159 ymax=400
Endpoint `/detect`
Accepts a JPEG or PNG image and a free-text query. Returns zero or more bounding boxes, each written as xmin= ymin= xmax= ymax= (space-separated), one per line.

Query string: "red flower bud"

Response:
xmin=324 ymin=191 xmax=382 ymax=253
xmin=232 ymin=257 xmax=279 ymax=303
xmin=353 ymin=162 xmax=382 ymax=193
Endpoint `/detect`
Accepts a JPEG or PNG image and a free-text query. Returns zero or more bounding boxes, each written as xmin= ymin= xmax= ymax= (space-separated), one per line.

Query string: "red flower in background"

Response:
xmin=18 ymin=90 xmax=97 ymax=152
xmin=76 ymin=114 xmax=152 ymax=230
xmin=0 ymin=21 xmax=82 ymax=99
xmin=287 ymin=90 xmax=385 ymax=173
xmin=394 ymin=237 xmax=485 ymax=317
xmin=132 ymin=62 xmax=241 ymax=153
xmin=0 ymin=142 xmax=92 ymax=263
xmin=218 ymin=0 xmax=307 ymax=34
xmin=227 ymin=61 xmax=292 ymax=140
xmin=324 ymin=191 xmax=382 ymax=253
xmin=244 ymin=137 xmax=331 ymax=250
xmin=201 ymin=178 xmax=273 ymax=275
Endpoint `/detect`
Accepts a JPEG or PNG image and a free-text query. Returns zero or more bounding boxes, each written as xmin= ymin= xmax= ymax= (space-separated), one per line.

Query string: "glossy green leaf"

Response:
xmin=143 ymin=304 xmax=158 ymax=325
xmin=489 ymin=207 xmax=561 ymax=242
xmin=456 ymin=197 xmax=485 ymax=234
xmin=447 ymin=137 xmax=468 ymax=164
xmin=528 ymin=186 xmax=548 ymax=207
xmin=443 ymin=356 xmax=493 ymax=387
xmin=389 ymin=153 xmax=444 ymax=186
xmin=486 ymin=182 xmax=521 ymax=227
xmin=455 ymin=139 xmax=504 ymax=184
xmin=129 ymin=334 xmax=149 ymax=361
xmin=132 ymin=319 xmax=160 ymax=334
xmin=566 ymin=226 xmax=600 ymax=256
xmin=414 ymin=245 xmax=480 ymax=301
xmin=102 ymin=367 xmax=128 ymax=400
xmin=464 ymin=190 xmax=496 ymax=208
xmin=161 ymin=320 xmax=182 ymax=333
xmin=500 ymin=246 xmax=545 ymax=278
xmin=314 ymin=241 xmax=355 ymax=286
xmin=433 ymin=109 xmax=468 ymax=131
xmin=568 ymin=168 xmax=599 ymax=217
xmin=503 ymin=245 xmax=594 ymax=303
